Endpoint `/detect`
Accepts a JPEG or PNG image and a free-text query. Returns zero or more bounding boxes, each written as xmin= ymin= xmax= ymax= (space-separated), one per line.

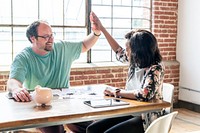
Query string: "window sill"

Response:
xmin=0 ymin=62 xmax=128 ymax=72
xmin=0 ymin=66 xmax=10 ymax=72
xmin=71 ymin=61 xmax=128 ymax=69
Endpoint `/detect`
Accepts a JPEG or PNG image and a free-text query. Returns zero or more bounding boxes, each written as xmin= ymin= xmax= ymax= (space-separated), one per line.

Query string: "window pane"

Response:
xmin=98 ymin=18 xmax=112 ymax=28
xmin=92 ymin=6 xmax=112 ymax=18
xmin=92 ymin=0 xmax=111 ymax=5
xmin=40 ymin=0 xmax=63 ymax=25
xmin=0 ymin=0 xmax=11 ymax=24
xmin=13 ymin=27 xmax=30 ymax=56
xmin=0 ymin=27 xmax=12 ymax=53
xmin=13 ymin=0 xmax=38 ymax=24
xmin=132 ymin=19 xmax=150 ymax=29
xmin=0 ymin=27 xmax=11 ymax=43
xmin=113 ymin=6 xmax=131 ymax=18
xmin=91 ymin=50 xmax=112 ymax=62
xmin=132 ymin=7 xmax=151 ymax=19
xmin=92 ymin=38 xmax=112 ymax=50
xmin=0 ymin=54 xmax=12 ymax=67
xmin=52 ymin=27 xmax=65 ymax=41
xmin=112 ymin=50 xmax=117 ymax=62
xmin=113 ymin=0 xmax=131 ymax=6
xmin=133 ymin=0 xmax=151 ymax=7
xmin=64 ymin=28 xmax=86 ymax=41
xmin=0 ymin=40 xmax=12 ymax=54
xmin=0 ymin=27 xmax=12 ymax=66
xmin=113 ymin=29 xmax=129 ymax=37
xmin=64 ymin=0 xmax=86 ymax=26
xmin=113 ymin=19 xmax=131 ymax=28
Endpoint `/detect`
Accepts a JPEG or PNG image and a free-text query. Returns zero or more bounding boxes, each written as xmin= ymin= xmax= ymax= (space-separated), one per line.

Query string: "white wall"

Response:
xmin=177 ymin=0 xmax=200 ymax=105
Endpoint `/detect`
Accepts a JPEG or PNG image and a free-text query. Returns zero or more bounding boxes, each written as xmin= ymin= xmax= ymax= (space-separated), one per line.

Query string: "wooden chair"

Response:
xmin=145 ymin=111 xmax=178 ymax=133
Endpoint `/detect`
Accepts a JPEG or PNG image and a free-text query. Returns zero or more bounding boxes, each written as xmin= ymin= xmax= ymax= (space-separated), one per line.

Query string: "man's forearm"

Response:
xmin=7 ymin=78 xmax=23 ymax=93
xmin=7 ymin=78 xmax=31 ymax=102
xmin=81 ymin=32 xmax=100 ymax=53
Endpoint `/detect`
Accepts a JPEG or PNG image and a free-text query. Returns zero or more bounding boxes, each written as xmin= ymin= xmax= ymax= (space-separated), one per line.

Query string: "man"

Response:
xmin=7 ymin=11 xmax=101 ymax=133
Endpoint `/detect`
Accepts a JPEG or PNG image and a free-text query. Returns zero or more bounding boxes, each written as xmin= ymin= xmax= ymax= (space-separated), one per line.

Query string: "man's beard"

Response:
xmin=44 ymin=43 xmax=53 ymax=51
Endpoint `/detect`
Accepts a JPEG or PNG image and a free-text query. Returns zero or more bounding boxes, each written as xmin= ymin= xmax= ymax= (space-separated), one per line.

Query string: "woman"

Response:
xmin=86 ymin=13 xmax=164 ymax=133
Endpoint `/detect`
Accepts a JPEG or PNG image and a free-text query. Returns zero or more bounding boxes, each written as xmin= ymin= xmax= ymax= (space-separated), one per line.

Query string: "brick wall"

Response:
xmin=0 ymin=72 xmax=8 ymax=91
xmin=152 ymin=0 xmax=179 ymax=103
xmin=70 ymin=66 xmax=128 ymax=88
xmin=0 ymin=0 xmax=179 ymax=103
xmin=153 ymin=0 xmax=178 ymax=61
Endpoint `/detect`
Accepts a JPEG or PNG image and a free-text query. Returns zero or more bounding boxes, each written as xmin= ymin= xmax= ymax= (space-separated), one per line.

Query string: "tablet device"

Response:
xmin=84 ymin=99 xmax=129 ymax=108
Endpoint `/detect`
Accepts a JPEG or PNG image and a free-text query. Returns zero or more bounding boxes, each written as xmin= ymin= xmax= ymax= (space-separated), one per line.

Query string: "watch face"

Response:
xmin=115 ymin=89 xmax=121 ymax=93
xmin=115 ymin=89 xmax=121 ymax=98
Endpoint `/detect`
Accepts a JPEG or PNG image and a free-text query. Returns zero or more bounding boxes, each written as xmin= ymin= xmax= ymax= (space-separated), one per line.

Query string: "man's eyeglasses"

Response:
xmin=36 ymin=32 xmax=55 ymax=41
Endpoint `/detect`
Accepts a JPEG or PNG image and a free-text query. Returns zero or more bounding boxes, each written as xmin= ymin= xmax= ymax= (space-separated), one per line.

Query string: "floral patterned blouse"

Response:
xmin=116 ymin=47 xmax=165 ymax=102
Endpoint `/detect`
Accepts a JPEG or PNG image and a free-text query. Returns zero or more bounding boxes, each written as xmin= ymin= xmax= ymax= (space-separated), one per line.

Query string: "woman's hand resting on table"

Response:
xmin=104 ymin=87 xmax=121 ymax=98
xmin=104 ymin=87 xmax=115 ymax=97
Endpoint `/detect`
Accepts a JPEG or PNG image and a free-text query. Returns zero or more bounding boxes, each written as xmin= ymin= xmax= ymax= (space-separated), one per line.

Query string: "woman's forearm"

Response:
xmin=118 ymin=89 xmax=137 ymax=100
xmin=101 ymin=26 xmax=121 ymax=53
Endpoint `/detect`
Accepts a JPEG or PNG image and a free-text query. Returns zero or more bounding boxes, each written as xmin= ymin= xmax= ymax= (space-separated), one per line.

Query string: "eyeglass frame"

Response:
xmin=36 ymin=32 xmax=56 ymax=41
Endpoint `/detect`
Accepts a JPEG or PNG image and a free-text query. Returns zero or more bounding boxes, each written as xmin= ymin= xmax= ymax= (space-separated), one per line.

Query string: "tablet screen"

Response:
xmin=84 ymin=99 xmax=129 ymax=108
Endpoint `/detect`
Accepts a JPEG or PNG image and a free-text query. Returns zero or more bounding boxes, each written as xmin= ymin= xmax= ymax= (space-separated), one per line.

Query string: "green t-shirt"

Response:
xmin=9 ymin=40 xmax=82 ymax=90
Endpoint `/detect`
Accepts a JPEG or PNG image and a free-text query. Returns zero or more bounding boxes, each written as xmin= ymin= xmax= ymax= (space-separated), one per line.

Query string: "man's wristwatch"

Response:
xmin=93 ymin=32 xmax=101 ymax=37
xmin=115 ymin=88 xmax=121 ymax=98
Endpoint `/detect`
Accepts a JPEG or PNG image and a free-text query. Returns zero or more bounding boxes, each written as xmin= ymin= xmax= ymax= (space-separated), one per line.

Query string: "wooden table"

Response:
xmin=0 ymin=84 xmax=170 ymax=132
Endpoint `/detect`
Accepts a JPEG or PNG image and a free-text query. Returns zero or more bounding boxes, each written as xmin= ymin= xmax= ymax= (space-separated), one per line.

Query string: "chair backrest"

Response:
xmin=145 ymin=111 xmax=178 ymax=133
xmin=162 ymin=83 xmax=174 ymax=113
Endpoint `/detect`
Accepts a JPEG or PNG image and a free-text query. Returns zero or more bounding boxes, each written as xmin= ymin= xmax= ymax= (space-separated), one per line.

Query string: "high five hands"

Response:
xmin=90 ymin=11 xmax=101 ymax=35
